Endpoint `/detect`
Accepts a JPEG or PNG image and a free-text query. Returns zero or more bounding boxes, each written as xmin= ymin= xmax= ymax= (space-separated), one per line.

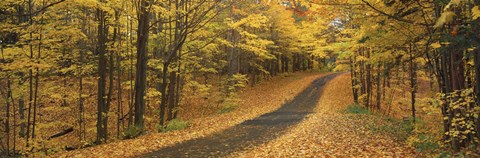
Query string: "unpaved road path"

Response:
xmin=142 ymin=73 xmax=342 ymax=158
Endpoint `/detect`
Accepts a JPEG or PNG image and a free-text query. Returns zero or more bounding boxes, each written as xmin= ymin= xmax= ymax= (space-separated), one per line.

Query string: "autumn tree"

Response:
xmin=0 ymin=0 xmax=329 ymax=156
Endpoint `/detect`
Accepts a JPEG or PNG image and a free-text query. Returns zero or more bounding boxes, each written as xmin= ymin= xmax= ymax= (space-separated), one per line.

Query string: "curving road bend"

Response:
xmin=142 ymin=73 xmax=342 ymax=158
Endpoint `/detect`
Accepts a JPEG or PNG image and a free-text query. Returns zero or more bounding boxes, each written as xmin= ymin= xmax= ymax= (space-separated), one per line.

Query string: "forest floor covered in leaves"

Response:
xmin=141 ymin=73 xmax=342 ymax=157
xmin=53 ymin=73 xmax=416 ymax=158
xmin=53 ymin=72 xmax=331 ymax=157
xmin=230 ymin=74 xmax=416 ymax=157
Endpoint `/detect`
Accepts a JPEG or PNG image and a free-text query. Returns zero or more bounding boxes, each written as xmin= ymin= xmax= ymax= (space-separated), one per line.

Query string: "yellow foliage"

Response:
xmin=450 ymin=0 xmax=462 ymax=5
xmin=434 ymin=11 xmax=456 ymax=28
xmin=430 ymin=42 xmax=442 ymax=49
xmin=473 ymin=6 xmax=480 ymax=20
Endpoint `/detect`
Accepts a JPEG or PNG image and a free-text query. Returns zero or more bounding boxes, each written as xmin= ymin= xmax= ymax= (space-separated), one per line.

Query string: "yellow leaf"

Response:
xmin=431 ymin=42 xmax=442 ymax=49
xmin=472 ymin=6 xmax=480 ymax=20
xmin=441 ymin=42 xmax=451 ymax=45
xmin=434 ymin=11 xmax=456 ymax=28
xmin=468 ymin=47 xmax=476 ymax=52
xmin=451 ymin=0 xmax=461 ymax=5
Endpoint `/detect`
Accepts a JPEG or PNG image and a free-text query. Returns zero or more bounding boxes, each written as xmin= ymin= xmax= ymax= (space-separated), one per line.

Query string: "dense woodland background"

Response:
xmin=1 ymin=0 xmax=480 ymax=157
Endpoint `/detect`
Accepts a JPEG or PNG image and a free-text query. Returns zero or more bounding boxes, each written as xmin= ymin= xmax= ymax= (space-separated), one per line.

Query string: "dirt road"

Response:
xmin=143 ymin=73 xmax=341 ymax=158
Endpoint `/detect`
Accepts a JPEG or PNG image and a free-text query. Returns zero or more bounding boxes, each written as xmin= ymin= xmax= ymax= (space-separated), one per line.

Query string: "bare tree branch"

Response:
xmin=2 ymin=0 xmax=67 ymax=17
xmin=360 ymin=0 xmax=430 ymax=26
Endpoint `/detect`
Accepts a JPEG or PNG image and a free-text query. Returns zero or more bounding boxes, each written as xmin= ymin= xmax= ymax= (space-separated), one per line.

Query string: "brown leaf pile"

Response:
xmin=229 ymin=74 xmax=417 ymax=158
xmin=51 ymin=72 xmax=329 ymax=158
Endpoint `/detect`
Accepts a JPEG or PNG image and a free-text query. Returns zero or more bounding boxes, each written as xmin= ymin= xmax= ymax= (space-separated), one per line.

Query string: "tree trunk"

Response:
xmin=376 ymin=64 xmax=382 ymax=111
xmin=62 ymin=78 xmax=67 ymax=107
xmin=284 ymin=56 xmax=289 ymax=73
xmin=227 ymin=28 xmax=237 ymax=96
xmin=48 ymin=127 xmax=74 ymax=140
xmin=159 ymin=63 xmax=169 ymax=127
xmin=167 ymin=71 xmax=177 ymax=122
xmin=19 ymin=98 xmax=25 ymax=138
xmin=350 ymin=56 xmax=359 ymax=104
xmin=12 ymin=91 xmax=16 ymax=155
xmin=173 ymin=54 xmax=183 ymax=119
xmin=78 ymin=72 xmax=84 ymax=140
xmin=117 ymin=45 xmax=123 ymax=138
xmin=31 ymin=10 xmax=43 ymax=141
xmin=275 ymin=55 xmax=280 ymax=75
xmin=366 ymin=48 xmax=372 ymax=109
xmin=359 ymin=48 xmax=366 ymax=105
xmin=6 ymin=79 xmax=11 ymax=155
xmin=134 ymin=0 xmax=151 ymax=130
xmin=450 ymin=48 xmax=466 ymax=150
xmin=96 ymin=2 xmax=108 ymax=143
xmin=78 ymin=8 xmax=87 ymax=141
xmin=173 ymin=73 xmax=182 ymax=119
xmin=104 ymin=46 xmax=114 ymax=142
xmin=409 ymin=45 xmax=417 ymax=122
xmin=26 ymin=0 xmax=34 ymax=148
xmin=128 ymin=17 xmax=134 ymax=128
xmin=441 ymin=48 xmax=451 ymax=142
